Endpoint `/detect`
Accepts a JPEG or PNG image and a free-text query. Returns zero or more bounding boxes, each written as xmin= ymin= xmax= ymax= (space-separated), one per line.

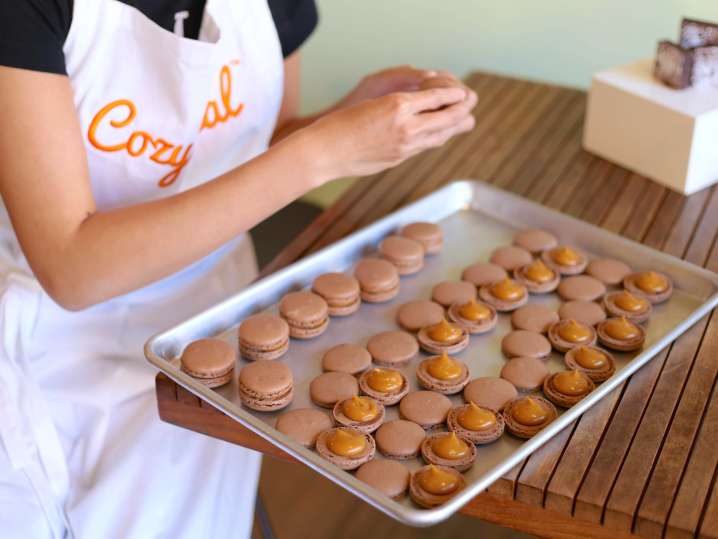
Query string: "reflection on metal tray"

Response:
xmin=145 ymin=180 xmax=718 ymax=527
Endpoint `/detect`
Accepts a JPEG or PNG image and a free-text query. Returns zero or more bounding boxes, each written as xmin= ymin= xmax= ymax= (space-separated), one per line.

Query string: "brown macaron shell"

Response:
xmin=416 ymin=355 xmax=470 ymax=395
xmin=478 ymin=281 xmax=529 ymax=312
xmin=447 ymin=404 xmax=505 ymax=445
xmin=375 ymin=419 xmax=426 ymax=459
xmin=354 ymin=258 xmax=400 ymax=303
xmin=503 ymin=396 xmax=558 ymax=439
xmin=315 ymin=427 xmax=376 ymax=471
xmin=356 ymin=460 xmax=411 ymax=500
xmin=275 ymin=408 xmax=334 ymax=448
xmin=543 ymin=371 xmax=595 ymax=408
xmin=399 ymin=391 xmax=452 ymax=429
xmin=358 ymin=368 xmax=410 ymax=405
xmin=603 ymin=291 xmax=653 ymax=323
xmin=596 ymin=317 xmax=646 ymax=351
xmin=623 ymin=271 xmax=674 ymax=304
xmin=421 ymin=432 xmax=477 ymax=472
xmin=557 ymin=275 xmax=607 ymax=302
xmin=238 ymin=360 xmax=294 ymax=412
xmin=489 ymin=245 xmax=533 ymax=271
xmin=542 ymin=246 xmax=588 ymax=275
xmin=447 ymin=301 xmax=498 ymax=334
xmin=279 ymin=291 xmax=330 ymax=339
xmin=548 ymin=319 xmax=597 ymax=353
xmin=179 ymin=338 xmax=236 ymax=388
xmin=409 ymin=465 xmax=466 ymax=508
xmin=513 ymin=262 xmax=560 ymax=293
xmin=367 ymin=330 xmax=419 ymax=367
xmin=586 ymin=258 xmax=632 ymax=286
xmin=309 ymin=371 xmax=359 ymax=408
xmin=558 ymin=300 xmax=607 ymax=327
xmin=417 ymin=324 xmax=469 ymax=355
xmin=511 ymin=304 xmax=560 ymax=334
xmin=238 ymin=313 xmax=290 ymax=361
xmin=379 ymin=235 xmax=425 ymax=275
xmin=463 ymin=377 xmax=519 ymax=412
xmin=312 ymin=272 xmax=361 ymax=316
xmin=396 ymin=300 xmax=445 ymax=332
xmin=431 ymin=280 xmax=477 ymax=308
xmin=332 ymin=396 xmax=385 ymax=434
xmin=564 ymin=346 xmax=617 ymax=382
xmin=461 ymin=262 xmax=508 ymax=287
xmin=321 ymin=343 xmax=372 ymax=374
xmin=500 ymin=357 xmax=549 ymax=392
xmin=399 ymin=222 xmax=443 ymax=255
xmin=501 ymin=330 xmax=552 ymax=359
xmin=513 ymin=228 xmax=558 ymax=253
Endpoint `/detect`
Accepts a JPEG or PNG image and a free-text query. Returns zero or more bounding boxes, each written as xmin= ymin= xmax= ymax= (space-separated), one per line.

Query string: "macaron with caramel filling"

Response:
xmin=623 ymin=271 xmax=673 ymax=304
xmin=479 ymin=277 xmax=529 ymax=312
xmin=279 ymin=291 xmax=329 ymax=339
xmin=417 ymin=318 xmax=469 ymax=355
xmin=332 ymin=395 xmax=385 ymax=434
xmin=309 ymin=371 xmax=359 ymax=408
xmin=501 ymin=330 xmax=551 ymax=359
xmin=421 ymin=431 xmax=477 ymax=472
xmin=490 ymin=245 xmax=532 ymax=271
xmin=356 ymin=460 xmax=410 ymax=500
xmin=399 ymin=390 xmax=452 ymax=429
xmin=431 ymin=280 xmax=476 ymax=308
xmin=316 ymin=427 xmax=375 ymax=471
xmin=448 ymin=298 xmax=497 ymax=334
xmin=358 ymin=367 xmax=409 ymax=405
xmin=543 ymin=370 xmax=595 ymax=408
xmin=503 ymin=395 xmax=558 ymax=438
xmin=179 ymin=338 xmax=235 ymax=388
xmin=399 ymin=221 xmax=443 ymax=254
xmin=396 ymin=300 xmax=445 ymax=332
xmin=558 ymin=300 xmax=607 ymax=327
xmin=375 ymin=419 xmax=426 ymax=459
xmin=513 ymin=228 xmax=558 ymax=254
xmin=321 ymin=343 xmax=372 ymax=375
xmin=416 ymin=351 xmax=470 ymax=394
xmin=379 ymin=235 xmax=425 ymax=275
xmin=447 ymin=403 xmax=505 ymax=444
xmin=238 ymin=360 xmax=294 ymax=412
xmin=597 ymin=316 xmax=646 ymax=351
xmin=238 ymin=313 xmax=290 ymax=361
xmin=564 ymin=346 xmax=617 ymax=382
xmin=312 ymin=272 xmax=361 ymax=316
xmin=557 ymin=275 xmax=607 ymax=302
xmin=463 ymin=377 xmax=518 ymax=412
xmin=542 ymin=245 xmax=588 ymax=275
xmin=461 ymin=262 xmax=508 ymax=287
xmin=548 ymin=319 xmax=597 ymax=352
xmin=409 ymin=464 xmax=466 ymax=508
xmin=514 ymin=259 xmax=560 ymax=293
xmin=367 ymin=330 xmax=419 ymax=367
xmin=603 ymin=290 xmax=652 ymax=323
xmin=586 ymin=258 xmax=632 ymax=286
xmin=354 ymin=258 xmax=400 ymax=303
xmin=275 ymin=408 xmax=333 ymax=448
xmin=511 ymin=304 xmax=559 ymax=334
xmin=500 ymin=357 xmax=549 ymax=392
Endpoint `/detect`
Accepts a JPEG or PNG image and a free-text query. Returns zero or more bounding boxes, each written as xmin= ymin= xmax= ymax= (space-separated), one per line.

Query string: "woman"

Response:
xmin=0 ymin=1 xmax=477 ymax=537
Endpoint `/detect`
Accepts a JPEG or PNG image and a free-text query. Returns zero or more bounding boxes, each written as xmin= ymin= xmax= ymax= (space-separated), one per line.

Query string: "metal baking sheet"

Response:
xmin=145 ymin=180 xmax=718 ymax=527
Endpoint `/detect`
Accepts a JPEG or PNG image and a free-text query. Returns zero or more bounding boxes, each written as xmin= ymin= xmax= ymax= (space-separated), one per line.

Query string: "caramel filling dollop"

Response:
xmin=635 ymin=271 xmax=668 ymax=294
xmin=604 ymin=317 xmax=640 ymax=340
xmin=551 ymin=246 xmax=581 ymax=266
xmin=553 ymin=370 xmax=590 ymax=396
xmin=491 ymin=278 xmax=525 ymax=301
xmin=558 ymin=319 xmax=593 ymax=343
xmin=524 ymin=259 xmax=555 ymax=283
xmin=457 ymin=402 xmax=497 ymax=431
xmin=341 ymin=395 xmax=379 ymax=422
xmin=432 ymin=432 xmax=471 ymax=460
xmin=574 ymin=346 xmax=608 ymax=369
xmin=427 ymin=318 xmax=464 ymax=344
xmin=511 ymin=396 xmax=548 ymax=426
xmin=426 ymin=351 xmax=463 ymax=381
xmin=458 ymin=298 xmax=492 ymax=322
xmin=614 ymin=291 xmax=648 ymax=313
xmin=327 ymin=429 xmax=366 ymax=458
xmin=418 ymin=465 xmax=460 ymax=496
xmin=366 ymin=368 xmax=403 ymax=393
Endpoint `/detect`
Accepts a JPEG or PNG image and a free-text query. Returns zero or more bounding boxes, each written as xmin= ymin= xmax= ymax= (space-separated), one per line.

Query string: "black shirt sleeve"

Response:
xmin=0 ymin=0 xmax=318 ymax=76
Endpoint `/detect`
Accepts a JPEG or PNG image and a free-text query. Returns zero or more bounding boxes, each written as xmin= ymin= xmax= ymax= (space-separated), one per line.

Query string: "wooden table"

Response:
xmin=155 ymin=71 xmax=718 ymax=539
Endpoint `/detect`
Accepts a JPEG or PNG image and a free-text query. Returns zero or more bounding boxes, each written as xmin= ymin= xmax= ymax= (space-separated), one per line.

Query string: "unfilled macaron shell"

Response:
xmin=489 ymin=245 xmax=532 ymax=271
xmin=586 ymin=258 xmax=632 ymax=286
xmin=557 ymin=276 xmax=607 ymax=302
xmin=375 ymin=419 xmax=426 ymax=459
xmin=513 ymin=229 xmax=558 ymax=253
xmin=367 ymin=331 xmax=419 ymax=367
xmin=501 ymin=330 xmax=552 ymax=359
xmin=399 ymin=391 xmax=452 ymax=428
xmin=396 ymin=300 xmax=445 ymax=332
xmin=558 ymin=300 xmax=607 ymax=327
xmin=463 ymin=377 xmax=518 ymax=412
xmin=322 ymin=343 xmax=372 ymax=374
xmin=431 ymin=280 xmax=477 ymax=307
xmin=461 ymin=262 xmax=508 ymax=287
xmin=500 ymin=357 xmax=549 ymax=391
xmin=309 ymin=371 xmax=359 ymax=408
xmin=510 ymin=304 xmax=560 ymax=334
xmin=356 ymin=459 xmax=411 ymax=499
xmin=275 ymin=408 xmax=333 ymax=448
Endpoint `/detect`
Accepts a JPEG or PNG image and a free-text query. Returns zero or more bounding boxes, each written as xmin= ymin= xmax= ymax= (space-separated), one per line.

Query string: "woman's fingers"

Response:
xmin=409 ymin=98 xmax=476 ymax=134
xmin=417 ymin=114 xmax=476 ymax=152
xmin=405 ymin=87 xmax=468 ymax=114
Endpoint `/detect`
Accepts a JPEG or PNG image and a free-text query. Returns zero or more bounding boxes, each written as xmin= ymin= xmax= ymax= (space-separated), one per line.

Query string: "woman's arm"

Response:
xmin=0 ymin=66 xmax=475 ymax=310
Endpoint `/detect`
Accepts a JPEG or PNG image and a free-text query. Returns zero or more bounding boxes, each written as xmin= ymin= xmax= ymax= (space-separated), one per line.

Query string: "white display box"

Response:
xmin=583 ymin=58 xmax=718 ymax=195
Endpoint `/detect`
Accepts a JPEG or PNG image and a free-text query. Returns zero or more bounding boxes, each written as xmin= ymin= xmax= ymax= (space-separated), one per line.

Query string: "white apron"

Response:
xmin=0 ymin=0 xmax=284 ymax=537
